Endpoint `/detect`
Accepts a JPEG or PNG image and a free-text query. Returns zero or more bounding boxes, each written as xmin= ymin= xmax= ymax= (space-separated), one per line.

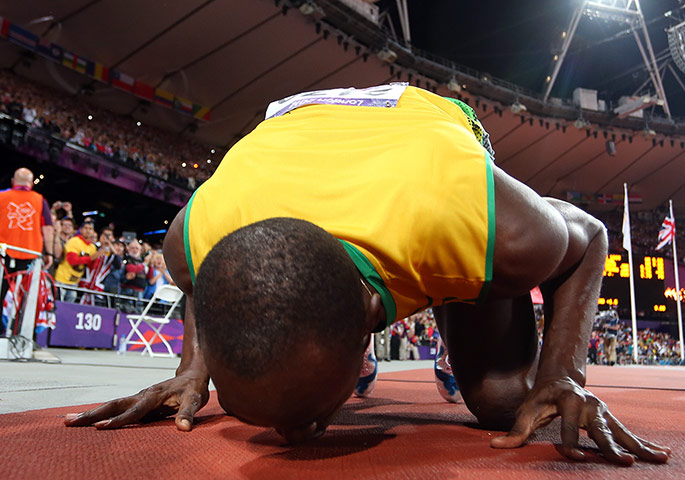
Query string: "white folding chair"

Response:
xmin=123 ymin=284 xmax=184 ymax=357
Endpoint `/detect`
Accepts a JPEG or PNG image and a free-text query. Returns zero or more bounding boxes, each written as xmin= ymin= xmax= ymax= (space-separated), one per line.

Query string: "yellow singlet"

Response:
xmin=185 ymin=86 xmax=495 ymax=326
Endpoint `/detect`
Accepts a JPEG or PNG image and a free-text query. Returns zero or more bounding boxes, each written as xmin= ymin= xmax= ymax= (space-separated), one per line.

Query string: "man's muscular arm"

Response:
xmin=65 ymin=206 xmax=210 ymax=431
xmin=533 ymin=199 xmax=606 ymax=386
xmin=483 ymin=166 xmax=669 ymax=464
xmin=164 ymin=206 xmax=211 ymax=430
xmin=490 ymin=192 xmax=670 ymax=464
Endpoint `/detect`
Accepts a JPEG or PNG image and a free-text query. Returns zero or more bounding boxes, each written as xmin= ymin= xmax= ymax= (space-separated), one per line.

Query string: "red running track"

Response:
xmin=1 ymin=365 xmax=683 ymax=479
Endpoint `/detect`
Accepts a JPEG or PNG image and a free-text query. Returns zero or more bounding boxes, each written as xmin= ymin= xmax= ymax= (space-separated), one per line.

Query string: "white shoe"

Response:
xmin=434 ymin=341 xmax=462 ymax=403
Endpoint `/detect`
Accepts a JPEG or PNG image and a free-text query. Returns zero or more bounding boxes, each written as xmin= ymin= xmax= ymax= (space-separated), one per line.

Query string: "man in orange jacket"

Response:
xmin=0 ymin=168 xmax=54 ymax=334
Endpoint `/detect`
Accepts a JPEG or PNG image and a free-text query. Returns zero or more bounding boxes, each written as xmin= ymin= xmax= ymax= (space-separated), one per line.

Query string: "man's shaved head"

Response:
xmin=193 ymin=217 xmax=370 ymax=439
xmin=12 ymin=168 xmax=34 ymax=188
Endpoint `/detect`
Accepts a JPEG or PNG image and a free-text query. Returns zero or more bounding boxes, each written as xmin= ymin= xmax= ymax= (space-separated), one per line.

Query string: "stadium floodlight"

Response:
xmin=573 ymin=117 xmax=590 ymax=129
xmin=613 ymin=95 xmax=662 ymax=119
xmin=509 ymin=101 xmax=527 ymax=115
xmin=583 ymin=0 xmax=641 ymax=25
xmin=298 ymin=1 xmax=325 ymax=19
xmin=376 ymin=47 xmax=398 ymax=64
xmin=544 ymin=0 xmax=671 ymax=119
xmin=447 ymin=77 xmax=461 ymax=93
xmin=668 ymin=21 xmax=685 ymax=74
xmin=299 ymin=2 xmax=316 ymax=14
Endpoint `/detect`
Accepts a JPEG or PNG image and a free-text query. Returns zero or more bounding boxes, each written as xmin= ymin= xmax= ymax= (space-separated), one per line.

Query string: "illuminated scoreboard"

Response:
xmin=603 ymin=254 xmax=665 ymax=281
xmin=600 ymin=253 xmax=671 ymax=316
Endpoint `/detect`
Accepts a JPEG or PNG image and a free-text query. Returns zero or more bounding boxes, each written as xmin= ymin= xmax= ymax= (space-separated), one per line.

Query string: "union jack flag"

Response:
xmin=656 ymin=215 xmax=675 ymax=251
xmin=79 ymin=254 xmax=114 ymax=305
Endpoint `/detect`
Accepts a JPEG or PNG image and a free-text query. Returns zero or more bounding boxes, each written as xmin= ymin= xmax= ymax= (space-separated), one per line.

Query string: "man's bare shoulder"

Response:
xmin=487 ymin=166 xmax=606 ymax=298
xmin=163 ymin=206 xmax=192 ymax=295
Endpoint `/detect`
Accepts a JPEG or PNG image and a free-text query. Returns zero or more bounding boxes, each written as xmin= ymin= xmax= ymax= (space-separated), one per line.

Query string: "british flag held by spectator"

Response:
xmin=79 ymin=255 xmax=114 ymax=305
xmin=656 ymin=215 xmax=675 ymax=251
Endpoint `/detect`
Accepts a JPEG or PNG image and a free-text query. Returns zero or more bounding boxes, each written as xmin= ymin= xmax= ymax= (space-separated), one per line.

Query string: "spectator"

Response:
xmin=79 ymin=226 xmax=117 ymax=306
xmin=144 ymin=250 xmax=174 ymax=299
xmin=102 ymin=240 xmax=125 ymax=297
xmin=414 ymin=315 xmax=425 ymax=340
xmin=50 ymin=200 xmax=73 ymax=223
xmin=588 ymin=330 xmax=600 ymax=364
xmin=0 ymin=168 xmax=55 ymax=334
xmin=599 ymin=309 xmax=620 ymax=366
xmin=141 ymin=241 xmax=153 ymax=262
xmin=119 ymin=240 xmax=147 ymax=311
xmin=394 ymin=320 xmax=409 ymax=361
xmin=49 ymin=216 xmax=76 ymax=277
xmin=407 ymin=325 xmax=421 ymax=360
xmin=53 ymin=219 xmax=105 ymax=302
xmin=374 ymin=325 xmax=391 ymax=362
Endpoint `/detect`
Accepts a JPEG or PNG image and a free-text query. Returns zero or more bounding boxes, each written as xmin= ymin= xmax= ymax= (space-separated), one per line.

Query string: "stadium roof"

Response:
xmin=2 ymin=0 xmax=685 ymax=212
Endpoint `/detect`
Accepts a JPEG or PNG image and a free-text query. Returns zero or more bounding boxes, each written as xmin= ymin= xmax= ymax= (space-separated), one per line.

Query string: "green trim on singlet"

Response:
xmin=442 ymin=96 xmax=477 ymax=122
xmin=476 ymin=151 xmax=496 ymax=305
xmin=338 ymin=239 xmax=397 ymax=327
xmin=184 ymin=190 xmax=199 ymax=285
xmin=441 ymin=95 xmax=496 ymax=162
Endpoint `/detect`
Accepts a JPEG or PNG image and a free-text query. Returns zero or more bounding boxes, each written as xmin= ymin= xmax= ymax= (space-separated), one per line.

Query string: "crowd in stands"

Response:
xmin=46 ymin=200 xmax=174 ymax=312
xmin=384 ymin=305 xmax=683 ymax=365
xmin=0 ymin=69 xmax=218 ymax=190
xmin=374 ymin=310 xmax=439 ymax=361
xmin=589 ymin=312 xmax=683 ymax=365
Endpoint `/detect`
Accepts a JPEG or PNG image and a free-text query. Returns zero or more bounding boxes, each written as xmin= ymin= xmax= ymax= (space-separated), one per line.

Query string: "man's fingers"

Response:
xmin=630 ymin=433 xmax=672 ymax=455
xmin=94 ymin=395 xmax=160 ymax=430
xmin=558 ymin=394 xmax=586 ymax=461
xmin=490 ymin=411 xmax=538 ymax=449
xmin=636 ymin=439 xmax=672 ymax=456
xmin=175 ymin=416 xmax=193 ymax=432
xmin=63 ymin=398 xmax=132 ymax=427
xmin=490 ymin=433 xmax=527 ymax=449
xmin=587 ymin=416 xmax=635 ymax=466
xmin=605 ymin=415 xmax=670 ymax=463
xmin=175 ymin=391 xmax=205 ymax=432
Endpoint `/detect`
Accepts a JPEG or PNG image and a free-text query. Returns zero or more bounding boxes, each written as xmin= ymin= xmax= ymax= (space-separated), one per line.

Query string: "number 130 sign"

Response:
xmin=75 ymin=312 xmax=102 ymax=331
xmin=50 ymin=301 xmax=117 ymax=349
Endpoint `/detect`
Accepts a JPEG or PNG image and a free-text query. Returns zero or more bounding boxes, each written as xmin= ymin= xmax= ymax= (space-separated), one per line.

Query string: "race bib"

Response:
xmin=265 ymin=83 xmax=408 ymax=119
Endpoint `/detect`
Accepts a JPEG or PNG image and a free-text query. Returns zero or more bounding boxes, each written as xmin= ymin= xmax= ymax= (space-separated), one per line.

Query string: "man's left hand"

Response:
xmin=491 ymin=377 xmax=671 ymax=465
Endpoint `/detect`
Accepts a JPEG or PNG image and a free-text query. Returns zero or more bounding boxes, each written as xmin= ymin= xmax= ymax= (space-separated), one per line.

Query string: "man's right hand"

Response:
xmin=491 ymin=377 xmax=671 ymax=465
xmin=64 ymin=372 xmax=209 ymax=431
xmin=67 ymin=204 xmax=212 ymax=433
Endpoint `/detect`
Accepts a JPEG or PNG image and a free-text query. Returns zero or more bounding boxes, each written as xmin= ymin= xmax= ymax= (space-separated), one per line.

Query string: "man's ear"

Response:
xmin=364 ymin=293 xmax=385 ymax=333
